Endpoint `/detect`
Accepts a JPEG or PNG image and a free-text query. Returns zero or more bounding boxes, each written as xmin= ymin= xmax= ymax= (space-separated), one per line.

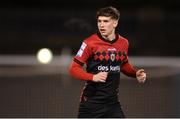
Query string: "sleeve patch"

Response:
xmin=76 ymin=42 xmax=87 ymax=57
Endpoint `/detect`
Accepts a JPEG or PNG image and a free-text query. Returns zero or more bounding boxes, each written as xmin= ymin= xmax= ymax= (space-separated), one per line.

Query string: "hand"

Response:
xmin=136 ymin=69 xmax=146 ymax=83
xmin=92 ymin=72 xmax=108 ymax=83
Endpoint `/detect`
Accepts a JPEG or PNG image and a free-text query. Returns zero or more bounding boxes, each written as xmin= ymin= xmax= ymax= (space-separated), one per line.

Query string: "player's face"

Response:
xmin=97 ymin=16 xmax=118 ymax=38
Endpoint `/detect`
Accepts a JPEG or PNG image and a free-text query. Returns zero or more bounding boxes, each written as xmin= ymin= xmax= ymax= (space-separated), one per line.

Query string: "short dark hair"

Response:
xmin=96 ymin=6 xmax=120 ymax=20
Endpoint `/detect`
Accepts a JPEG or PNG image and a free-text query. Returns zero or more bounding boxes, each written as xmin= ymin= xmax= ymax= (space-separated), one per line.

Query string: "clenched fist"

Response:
xmin=136 ymin=69 xmax=146 ymax=83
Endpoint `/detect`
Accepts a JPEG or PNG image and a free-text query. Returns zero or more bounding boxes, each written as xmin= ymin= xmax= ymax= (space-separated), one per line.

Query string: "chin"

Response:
xmin=100 ymin=32 xmax=107 ymax=37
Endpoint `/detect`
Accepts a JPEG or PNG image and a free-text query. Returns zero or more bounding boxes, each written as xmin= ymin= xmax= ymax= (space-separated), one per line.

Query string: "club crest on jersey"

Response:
xmin=110 ymin=53 xmax=115 ymax=61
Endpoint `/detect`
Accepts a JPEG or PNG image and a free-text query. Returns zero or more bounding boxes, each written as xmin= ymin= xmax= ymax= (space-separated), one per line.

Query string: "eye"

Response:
xmin=103 ymin=20 xmax=108 ymax=23
xmin=97 ymin=19 xmax=101 ymax=23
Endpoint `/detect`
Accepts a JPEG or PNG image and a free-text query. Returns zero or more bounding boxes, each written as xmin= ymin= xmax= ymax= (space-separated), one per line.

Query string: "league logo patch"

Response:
xmin=76 ymin=42 xmax=87 ymax=57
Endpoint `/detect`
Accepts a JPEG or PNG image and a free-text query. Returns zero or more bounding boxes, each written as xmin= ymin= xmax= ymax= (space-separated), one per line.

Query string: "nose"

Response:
xmin=99 ymin=22 xmax=104 ymax=28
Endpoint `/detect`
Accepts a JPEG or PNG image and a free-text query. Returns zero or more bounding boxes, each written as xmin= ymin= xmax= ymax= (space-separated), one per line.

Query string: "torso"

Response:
xmin=75 ymin=33 xmax=129 ymax=104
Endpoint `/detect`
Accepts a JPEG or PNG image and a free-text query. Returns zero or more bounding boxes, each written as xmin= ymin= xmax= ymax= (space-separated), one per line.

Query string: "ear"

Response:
xmin=113 ymin=20 xmax=118 ymax=28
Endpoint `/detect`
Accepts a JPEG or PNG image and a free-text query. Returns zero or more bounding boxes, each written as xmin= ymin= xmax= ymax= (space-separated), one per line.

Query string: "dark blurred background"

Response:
xmin=0 ymin=0 xmax=180 ymax=118
xmin=0 ymin=0 xmax=180 ymax=56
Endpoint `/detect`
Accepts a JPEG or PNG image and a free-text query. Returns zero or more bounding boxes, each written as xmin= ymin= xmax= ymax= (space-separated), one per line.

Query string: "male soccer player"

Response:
xmin=69 ymin=6 xmax=146 ymax=118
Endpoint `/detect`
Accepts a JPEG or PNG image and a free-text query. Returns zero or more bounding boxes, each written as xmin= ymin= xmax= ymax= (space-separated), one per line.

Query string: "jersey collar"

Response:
xmin=97 ymin=32 xmax=119 ymax=44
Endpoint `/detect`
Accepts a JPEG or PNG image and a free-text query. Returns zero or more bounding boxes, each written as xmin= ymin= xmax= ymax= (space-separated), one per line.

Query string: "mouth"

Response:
xmin=100 ymin=29 xmax=106 ymax=33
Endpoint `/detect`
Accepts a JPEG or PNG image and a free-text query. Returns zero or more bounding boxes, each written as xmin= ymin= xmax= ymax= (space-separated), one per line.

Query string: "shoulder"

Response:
xmin=83 ymin=34 xmax=98 ymax=43
xmin=118 ymin=34 xmax=129 ymax=46
xmin=78 ymin=34 xmax=98 ymax=49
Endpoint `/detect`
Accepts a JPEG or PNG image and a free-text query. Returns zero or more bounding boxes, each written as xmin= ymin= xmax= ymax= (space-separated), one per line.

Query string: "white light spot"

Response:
xmin=37 ymin=48 xmax=53 ymax=64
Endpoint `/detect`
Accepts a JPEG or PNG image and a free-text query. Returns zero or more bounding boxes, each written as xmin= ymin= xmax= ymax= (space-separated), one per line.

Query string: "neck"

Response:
xmin=102 ymin=33 xmax=116 ymax=41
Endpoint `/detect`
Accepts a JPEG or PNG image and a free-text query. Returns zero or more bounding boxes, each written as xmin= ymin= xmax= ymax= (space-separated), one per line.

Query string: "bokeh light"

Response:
xmin=36 ymin=48 xmax=53 ymax=64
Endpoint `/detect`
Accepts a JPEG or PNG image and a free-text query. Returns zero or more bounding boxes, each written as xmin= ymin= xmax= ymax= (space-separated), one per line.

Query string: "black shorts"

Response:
xmin=78 ymin=101 xmax=125 ymax=118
